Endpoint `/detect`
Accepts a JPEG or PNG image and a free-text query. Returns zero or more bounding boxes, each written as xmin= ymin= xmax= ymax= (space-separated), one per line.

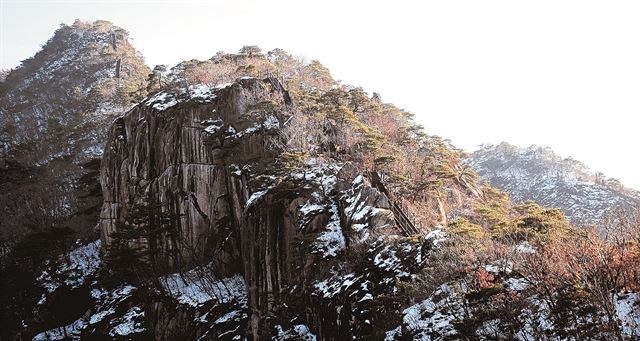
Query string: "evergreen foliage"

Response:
xmin=446 ymin=218 xmax=484 ymax=241
xmin=104 ymin=195 xmax=178 ymax=283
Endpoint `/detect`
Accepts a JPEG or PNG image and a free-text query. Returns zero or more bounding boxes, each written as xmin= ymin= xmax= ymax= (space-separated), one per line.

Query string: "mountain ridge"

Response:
xmin=467 ymin=142 xmax=640 ymax=225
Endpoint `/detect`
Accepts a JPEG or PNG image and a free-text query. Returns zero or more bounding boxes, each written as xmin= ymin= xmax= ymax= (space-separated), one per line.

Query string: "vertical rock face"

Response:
xmin=99 ymin=78 xmax=422 ymax=340
xmin=100 ymin=77 xmax=314 ymax=339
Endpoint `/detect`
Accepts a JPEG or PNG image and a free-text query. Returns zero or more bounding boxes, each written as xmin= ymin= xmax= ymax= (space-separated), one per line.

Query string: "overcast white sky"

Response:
xmin=1 ymin=0 xmax=639 ymax=189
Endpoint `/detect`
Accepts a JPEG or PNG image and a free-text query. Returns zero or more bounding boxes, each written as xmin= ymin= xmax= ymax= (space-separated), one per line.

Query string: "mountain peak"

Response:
xmin=1 ymin=19 xmax=149 ymax=161
xmin=0 ymin=20 xmax=150 ymax=254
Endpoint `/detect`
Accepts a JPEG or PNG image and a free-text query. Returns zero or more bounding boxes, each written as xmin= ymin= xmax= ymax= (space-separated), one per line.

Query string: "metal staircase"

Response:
xmin=367 ymin=171 xmax=422 ymax=237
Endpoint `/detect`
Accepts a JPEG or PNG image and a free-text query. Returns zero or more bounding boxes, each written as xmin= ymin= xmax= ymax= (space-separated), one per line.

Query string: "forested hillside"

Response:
xmin=0 ymin=19 xmax=149 ymax=246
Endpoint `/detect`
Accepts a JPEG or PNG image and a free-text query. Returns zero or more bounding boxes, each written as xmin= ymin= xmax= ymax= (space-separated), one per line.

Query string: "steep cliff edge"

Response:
xmin=96 ymin=77 xmax=418 ymax=340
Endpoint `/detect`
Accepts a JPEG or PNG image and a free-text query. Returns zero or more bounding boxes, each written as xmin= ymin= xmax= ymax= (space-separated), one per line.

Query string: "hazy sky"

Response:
xmin=1 ymin=0 xmax=639 ymax=189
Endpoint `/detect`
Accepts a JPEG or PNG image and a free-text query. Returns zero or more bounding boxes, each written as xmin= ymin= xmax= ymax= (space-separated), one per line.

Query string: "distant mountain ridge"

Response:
xmin=466 ymin=142 xmax=640 ymax=225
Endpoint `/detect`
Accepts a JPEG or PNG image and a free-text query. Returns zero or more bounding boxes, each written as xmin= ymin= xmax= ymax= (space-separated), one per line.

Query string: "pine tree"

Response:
xmin=104 ymin=195 xmax=177 ymax=283
xmin=238 ymin=45 xmax=262 ymax=57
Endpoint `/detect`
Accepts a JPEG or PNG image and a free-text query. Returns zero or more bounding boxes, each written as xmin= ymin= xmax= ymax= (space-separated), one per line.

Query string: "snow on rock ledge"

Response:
xmin=144 ymin=83 xmax=229 ymax=111
xmin=160 ymin=268 xmax=247 ymax=308
xmin=37 ymin=239 xmax=101 ymax=303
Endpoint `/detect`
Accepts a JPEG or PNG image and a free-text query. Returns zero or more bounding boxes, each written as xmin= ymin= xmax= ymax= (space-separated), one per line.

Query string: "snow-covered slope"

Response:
xmin=466 ymin=142 xmax=640 ymax=225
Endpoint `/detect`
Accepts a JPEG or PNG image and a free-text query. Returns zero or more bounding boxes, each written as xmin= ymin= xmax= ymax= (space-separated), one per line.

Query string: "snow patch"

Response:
xmin=616 ymin=292 xmax=640 ymax=337
xmin=274 ymin=324 xmax=317 ymax=340
xmin=246 ymin=188 xmax=271 ymax=208
xmin=33 ymin=317 xmax=86 ymax=341
xmin=425 ymin=228 xmax=448 ymax=247
xmin=314 ymin=203 xmax=345 ymax=258
xmin=146 ymin=91 xmax=178 ymax=111
xmin=314 ymin=273 xmax=360 ymax=299
xmin=399 ymin=284 xmax=461 ymax=338
xmin=37 ymin=240 xmax=101 ymax=298
xmin=373 ymin=244 xmax=410 ymax=278
xmin=161 ymin=270 xmax=247 ymax=308
xmin=515 ymin=241 xmax=536 ymax=254
xmin=109 ymin=307 xmax=145 ymax=337
xmin=145 ymin=83 xmax=227 ymax=111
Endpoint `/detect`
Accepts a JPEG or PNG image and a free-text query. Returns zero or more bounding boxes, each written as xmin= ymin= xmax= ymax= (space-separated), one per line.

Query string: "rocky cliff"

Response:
xmin=100 ymin=78 xmax=290 ymax=268
xmin=7 ymin=38 xmax=487 ymax=340
xmin=90 ymin=77 xmax=421 ymax=340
